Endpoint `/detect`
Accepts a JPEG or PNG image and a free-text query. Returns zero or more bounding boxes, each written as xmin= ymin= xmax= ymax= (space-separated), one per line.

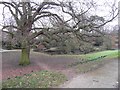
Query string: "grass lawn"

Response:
xmin=55 ymin=50 xmax=119 ymax=60
xmin=55 ymin=50 xmax=119 ymax=73
xmin=80 ymin=50 xmax=119 ymax=59
xmin=2 ymin=70 xmax=67 ymax=88
xmin=75 ymin=50 xmax=119 ymax=73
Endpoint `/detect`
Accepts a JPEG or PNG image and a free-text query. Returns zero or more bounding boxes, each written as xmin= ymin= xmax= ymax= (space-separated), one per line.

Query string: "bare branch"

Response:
xmin=31 ymin=27 xmax=51 ymax=30
xmin=2 ymin=25 xmax=20 ymax=30
xmin=29 ymin=28 xmax=49 ymax=40
xmin=32 ymin=2 xmax=60 ymax=19
xmin=2 ymin=30 xmax=14 ymax=37
xmin=94 ymin=12 xmax=118 ymax=28
xmin=72 ymin=7 xmax=92 ymax=28
xmin=4 ymin=4 xmax=19 ymax=25
xmin=33 ymin=12 xmax=63 ymax=23
xmin=0 ymin=2 xmax=22 ymax=16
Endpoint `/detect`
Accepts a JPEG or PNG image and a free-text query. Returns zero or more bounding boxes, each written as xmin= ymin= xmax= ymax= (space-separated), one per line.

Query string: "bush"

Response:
xmin=2 ymin=41 xmax=13 ymax=50
xmin=79 ymin=43 xmax=95 ymax=54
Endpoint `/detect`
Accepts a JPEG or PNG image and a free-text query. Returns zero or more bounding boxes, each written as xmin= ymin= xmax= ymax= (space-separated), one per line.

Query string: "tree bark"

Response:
xmin=19 ymin=40 xmax=30 ymax=66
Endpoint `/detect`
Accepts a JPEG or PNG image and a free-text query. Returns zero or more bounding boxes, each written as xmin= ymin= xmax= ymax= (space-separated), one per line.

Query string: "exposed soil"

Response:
xmin=2 ymin=51 xmax=78 ymax=80
xmin=2 ymin=50 xmax=118 ymax=88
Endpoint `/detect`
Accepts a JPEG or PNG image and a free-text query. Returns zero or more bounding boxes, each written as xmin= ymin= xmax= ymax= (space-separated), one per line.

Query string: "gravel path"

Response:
xmin=61 ymin=59 xmax=118 ymax=88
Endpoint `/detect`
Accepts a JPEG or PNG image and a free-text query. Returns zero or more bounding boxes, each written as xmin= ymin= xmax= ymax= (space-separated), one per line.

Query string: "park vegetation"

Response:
xmin=1 ymin=0 xmax=118 ymax=65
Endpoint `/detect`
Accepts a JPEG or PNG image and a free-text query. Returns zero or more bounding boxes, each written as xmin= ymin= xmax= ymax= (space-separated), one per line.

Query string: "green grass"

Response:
xmin=55 ymin=50 xmax=119 ymax=73
xmin=75 ymin=49 xmax=119 ymax=73
xmin=80 ymin=50 xmax=119 ymax=60
xmin=2 ymin=70 xmax=67 ymax=88
xmin=55 ymin=50 xmax=119 ymax=60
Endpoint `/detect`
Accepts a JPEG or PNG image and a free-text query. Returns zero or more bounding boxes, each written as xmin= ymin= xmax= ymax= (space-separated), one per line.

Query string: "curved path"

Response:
xmin=61 ymin=59 xmax=118 ymax=88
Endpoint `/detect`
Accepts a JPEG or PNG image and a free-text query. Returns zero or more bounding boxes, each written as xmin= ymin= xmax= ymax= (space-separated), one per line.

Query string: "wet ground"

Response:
xmin=2 ymin=50 xmax=78 ymax=80
xmin=1 ymin=50 xmax=118 ymax=88
xmin=60 ymin=59 xmax=118 ymax=88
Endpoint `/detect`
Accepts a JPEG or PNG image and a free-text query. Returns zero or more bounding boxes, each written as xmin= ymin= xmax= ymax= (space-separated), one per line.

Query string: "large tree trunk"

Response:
xmin=19 ymin=40 xmax=30 ymax=66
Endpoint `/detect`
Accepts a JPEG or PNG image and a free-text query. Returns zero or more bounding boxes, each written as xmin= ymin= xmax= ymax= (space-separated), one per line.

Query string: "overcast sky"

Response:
xmin=96 ymin=0 xmax=119 ymax=27
xmin=0 ymin=0 xmax=119 ymax=28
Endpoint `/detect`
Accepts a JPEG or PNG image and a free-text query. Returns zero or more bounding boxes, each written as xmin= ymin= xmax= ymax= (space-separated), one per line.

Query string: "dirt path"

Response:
xmin=2 ymin=51 xmax=78 ymax=80
xmin=2 ymin=51 xmax=119 ymax=88
xmin=60 ymin=59 xmax=118 ymax=88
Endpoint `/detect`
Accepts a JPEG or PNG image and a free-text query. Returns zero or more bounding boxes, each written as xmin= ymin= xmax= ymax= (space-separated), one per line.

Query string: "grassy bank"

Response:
xmin=2 ymin=70 xmax=67 ymax=88
xmin=55 ymin=50 xmax=119 ymax=73
xmin=74 ymin=50 xmax=119 ymax=73
xmin=55 ymin=50 xmax=119 ymax=60
xmin=80 ymin=50 xmax=119 ymax=59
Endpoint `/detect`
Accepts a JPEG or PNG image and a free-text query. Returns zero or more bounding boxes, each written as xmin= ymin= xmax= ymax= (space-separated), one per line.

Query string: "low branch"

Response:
xmin=31 ymin=27 xmax=52 ymax=30
xmin=29 ymin=28 xmax=50 ymax=40
xmin=2 ymin=25 xmax=20 ymax=30
xmin=2 ymin=30 xmax=14 ymax=38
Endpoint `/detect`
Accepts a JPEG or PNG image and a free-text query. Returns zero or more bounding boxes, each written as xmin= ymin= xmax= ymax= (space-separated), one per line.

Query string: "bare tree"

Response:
xmin=0 ymin=1 xmax=63 ymax=65
xmin=0 ymin=0 xmax=118 ymax=65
